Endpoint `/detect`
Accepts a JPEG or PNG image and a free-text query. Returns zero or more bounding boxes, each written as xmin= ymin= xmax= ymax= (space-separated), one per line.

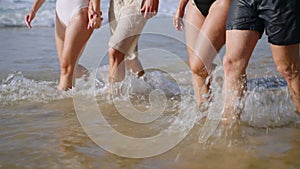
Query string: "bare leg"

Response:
xmin=57 ymin=8 xmax=93 ymax=90
xmin=55 ymin=14 xmax=66 ymax=79
xmin=271 ymin=44 xmax=300 ymax=113
xmin=222 ymin=30 xmax=260 ymax=119
xmin=108 ymin=48 xmax=126 ymax=83
xmin=108 ymin=2 xmax=147 ymax=84
xmin=185 ymin=2 xmax=207 ymax=105
xmin=200 ymin=0 xmax=230 ymax=58
xmin=125 ymin=45 xmax=144 ymax=77
xmin=125 ymin=58 xmax=144 ymax=77
xmin=185 ymin=0 xmax=230 ymax=106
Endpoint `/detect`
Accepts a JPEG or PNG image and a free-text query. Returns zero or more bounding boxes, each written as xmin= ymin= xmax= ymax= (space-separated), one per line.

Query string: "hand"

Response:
xmin=87 ymin=12 xmax=103 ymax=29
xmin=141 ymin=0 xmax=159 ymax=19
xmin=173 ymin=10 xmax=184 ymax=31
xmin=25 ymin=10 xmax=35 ymax=29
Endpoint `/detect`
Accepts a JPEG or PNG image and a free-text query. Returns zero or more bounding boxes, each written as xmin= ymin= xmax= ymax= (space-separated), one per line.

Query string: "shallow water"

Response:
xmin=1 ymin=98 xmax=300 ymax=169
xmin=0 ymin=24 xmax=300 ymax=168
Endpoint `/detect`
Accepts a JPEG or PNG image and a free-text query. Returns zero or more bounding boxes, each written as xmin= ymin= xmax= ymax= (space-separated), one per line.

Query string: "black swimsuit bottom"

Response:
xmin=194 ymin=0 xmax=216 ymax=16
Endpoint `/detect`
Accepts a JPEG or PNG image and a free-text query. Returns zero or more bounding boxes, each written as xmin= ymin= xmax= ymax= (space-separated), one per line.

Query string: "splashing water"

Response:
xmin=207 ymin=66 xmax=300 ymax=129
xmin=0 ymin=72 xmax=65 ymax=106
xmin=1 ymin=65 xmax=299 ymax=131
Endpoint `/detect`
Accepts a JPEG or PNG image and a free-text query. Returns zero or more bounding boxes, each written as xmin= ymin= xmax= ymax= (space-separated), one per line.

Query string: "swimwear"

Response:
xmin=226 ymin=0 xmax=300 ymax=45
xmin=56 ymin=0 xmax=89 ymax=26
xmin=193 ymin=0 xmax=216 ymax=17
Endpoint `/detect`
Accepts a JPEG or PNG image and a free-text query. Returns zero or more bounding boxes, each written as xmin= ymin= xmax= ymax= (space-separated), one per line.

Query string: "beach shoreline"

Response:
xmin=0 ymin=17 xmax=300 ymax=169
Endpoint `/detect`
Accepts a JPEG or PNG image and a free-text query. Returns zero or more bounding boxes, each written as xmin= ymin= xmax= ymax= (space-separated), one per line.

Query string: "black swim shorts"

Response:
xmin=193 ymin=0 xmax=216 ymax=17
xmin=226 ymin=0 xmax=300 ymax=45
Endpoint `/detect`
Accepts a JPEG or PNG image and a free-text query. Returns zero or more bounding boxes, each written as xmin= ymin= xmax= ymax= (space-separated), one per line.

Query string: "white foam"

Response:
xmin=0 ymin=0 xmax=179 ymax=27
xmin=1 ymin=66 xmax=299 ymax=128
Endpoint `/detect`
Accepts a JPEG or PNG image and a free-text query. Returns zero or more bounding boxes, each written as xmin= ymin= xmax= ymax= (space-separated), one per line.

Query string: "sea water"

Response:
xmin=0 ymin=0 xmax=300 ymax=168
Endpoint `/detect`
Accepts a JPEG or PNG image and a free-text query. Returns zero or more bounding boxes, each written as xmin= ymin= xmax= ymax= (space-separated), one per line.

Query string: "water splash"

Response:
xmin=0 ymin=72 xmax=65 ymax=106
xmin=207 ymin=66 xmax=300 ymax=129
xmin=1 ymin=66 xmax=299 ymax=130
xmin=242 ymin=86 xmax=299 ymax=128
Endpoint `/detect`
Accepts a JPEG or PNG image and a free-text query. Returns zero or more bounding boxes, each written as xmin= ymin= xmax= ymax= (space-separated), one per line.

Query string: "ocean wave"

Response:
xmin=0 ymin=0 xmax=178 ymax=27
xmin=0 ymin=9 xmax=55 ymax=27
xmin=0 ymin=72 xmax=65 ymax=106
xmin=0 ymin=0 xmax=56 ymax=27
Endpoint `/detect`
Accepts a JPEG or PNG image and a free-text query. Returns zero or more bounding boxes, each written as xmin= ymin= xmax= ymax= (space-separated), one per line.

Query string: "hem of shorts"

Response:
xmin=269 ymin=40 xmax=300 ymax=46
xmin=108 ymin=44 xmax=138 ymax=60
xmin=108 ymin=43 xmax=129 ymax=56
xmin=226 ymin=26 xmax=261 ymax=32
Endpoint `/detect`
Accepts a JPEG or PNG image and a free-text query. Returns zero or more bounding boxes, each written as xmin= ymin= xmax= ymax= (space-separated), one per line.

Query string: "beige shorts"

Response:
xmin=108 ymin=0 xmax=147 ymax=60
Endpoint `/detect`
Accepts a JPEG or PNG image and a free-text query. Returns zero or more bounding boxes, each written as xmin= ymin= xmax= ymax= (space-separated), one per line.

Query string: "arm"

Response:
xmin=88 ymin=0 xmax=102 ymax=29
xmin=90 ymin=0 xmax=100 ymax=13
xmin=24 ymin=0 xmax=45 ymax=29
xmin=173 ymin=0 xmax=188 ymax=31
xmin=141 ymin=0 xmax=159 ymax=19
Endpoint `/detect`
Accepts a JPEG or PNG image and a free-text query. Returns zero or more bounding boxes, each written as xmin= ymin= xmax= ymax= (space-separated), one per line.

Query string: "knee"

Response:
xmin=189 ymin=61 xmax=208 ymax=77
xmin=223 ymin=54 xmax=246 ymax=76
xmin=109 ymin=48 xmax=125 ymax=63
xmin=276 ymin=64 xmax=299 ymax=80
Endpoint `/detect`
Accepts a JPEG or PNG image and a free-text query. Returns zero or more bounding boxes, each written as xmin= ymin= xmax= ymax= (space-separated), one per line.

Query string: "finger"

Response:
xmin=87 ymin=20 xmax=91 ymax=29
xmin=150 ymin=11 xmax=156 ymax=18
xmin=24 ymin=15 xmax=28 ymax=22
xmin=147 ymin=12 xmax=153 ymax=19
xmin=87 ymin=21 xmax=92 ymax=29
xmin=153 ymin=10 xmax=157 ymax=16
xmin=28 ymin=22 xmax=32 ymax=29
xmin=140 ymin=4 xmax=146 ymax=12
xmin=144 ymin=8 xmax=149 ymax=18
xmin=176 ymin=22 xmax=181 ymax=31
xmin=173 ymin=18 xmax=177 ymax=29
xmin=148 ymin=7 xmax=155 ymax=18
xmin=179 ymin=20 xmax=184 ymax=31
xmin=25 ymin=16 xmax=32 ymax=29
xmin=174 ymin=21 xmax=179 ymax=30
xmin=176 ymin=19 xmax=180 ymax=29
xmin=25 ymin=21 xmax=31 ymax=29
xmin=91 ymin=21 xmax=95 ymax=29
xmin=148 ymin=8 xmax=154 ymax=18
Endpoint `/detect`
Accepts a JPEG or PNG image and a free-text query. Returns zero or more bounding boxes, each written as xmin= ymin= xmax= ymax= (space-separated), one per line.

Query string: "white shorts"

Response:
xmin=108 ymin=0 xmax=147 ymax=59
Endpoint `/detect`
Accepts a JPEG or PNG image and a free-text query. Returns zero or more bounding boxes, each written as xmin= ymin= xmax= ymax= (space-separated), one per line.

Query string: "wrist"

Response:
xmin=93 ymin=10 xmax=102 ymax=18
xmin=30 ymin=9 xmax=36 ymax=15
xmin=175 ymin=10 xmax=184 ymax=18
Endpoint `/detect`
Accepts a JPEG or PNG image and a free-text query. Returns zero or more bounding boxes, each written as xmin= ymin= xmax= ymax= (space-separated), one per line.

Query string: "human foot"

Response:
xmin=57 ymin=74 xmax=73 ymax=91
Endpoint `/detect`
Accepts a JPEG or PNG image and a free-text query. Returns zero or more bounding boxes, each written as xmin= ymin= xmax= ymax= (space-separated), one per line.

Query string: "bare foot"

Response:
xmin=221 ymin=108 xmax=240 ymax=125
xmin=57 ymin=74 xmax=73 ymax=91
xmin=195 ymin=63 xmax=217 ymax=106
